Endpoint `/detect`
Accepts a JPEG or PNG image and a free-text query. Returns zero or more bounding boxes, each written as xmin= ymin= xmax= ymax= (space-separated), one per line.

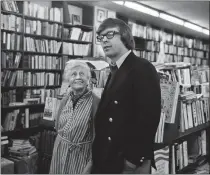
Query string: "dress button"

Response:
xmin=109 ymin=118 xmax=113 ymax=122
xmin=114 ymin=101 xmax=118 ymax=104
xmin=108 ymin=137 xmax=111 ymax=141
xmin=140 ymin=159 xmax=143 ymax=162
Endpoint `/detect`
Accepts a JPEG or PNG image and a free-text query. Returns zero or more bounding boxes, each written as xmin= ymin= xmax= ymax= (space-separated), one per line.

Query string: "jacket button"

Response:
xmin=140 ymin=157 xmax=144 ymax=162
xmin=108 ymin=137 xmax=111 ymax=141
xmin=109 ymin=118 xmax=113 ymax=122
xmin=114 ymin=101 xmax=118 ymax=104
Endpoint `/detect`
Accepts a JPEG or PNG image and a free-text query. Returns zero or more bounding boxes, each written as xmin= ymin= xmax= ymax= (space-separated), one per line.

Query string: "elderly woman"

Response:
xmin=49 ymin=61 xmax=99 ymax=174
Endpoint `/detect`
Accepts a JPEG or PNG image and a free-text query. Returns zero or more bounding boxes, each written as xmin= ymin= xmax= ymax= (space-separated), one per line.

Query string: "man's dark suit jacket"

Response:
xmin=92 ymin=52 xmax=161 ymax=173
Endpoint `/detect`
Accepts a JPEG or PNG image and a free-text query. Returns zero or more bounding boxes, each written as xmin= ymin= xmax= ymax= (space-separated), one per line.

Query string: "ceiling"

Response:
xmin=139 ymin=1 xmax=209 ymax=29
xmin=76 ymin=1 xmax=209 ymax=40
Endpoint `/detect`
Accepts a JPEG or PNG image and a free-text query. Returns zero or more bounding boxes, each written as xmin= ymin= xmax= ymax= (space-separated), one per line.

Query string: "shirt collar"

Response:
xmin=112 ymin=50 xmax=131 ymax=69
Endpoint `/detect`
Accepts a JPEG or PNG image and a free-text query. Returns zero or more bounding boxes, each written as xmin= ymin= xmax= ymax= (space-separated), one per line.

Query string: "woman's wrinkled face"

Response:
xmin=69 ymin=66 xmax=90 ymax=91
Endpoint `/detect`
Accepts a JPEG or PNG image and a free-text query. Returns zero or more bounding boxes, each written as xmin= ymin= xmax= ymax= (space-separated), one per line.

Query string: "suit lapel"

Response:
xmin=98 ymin=52 xmax=135 ymax=112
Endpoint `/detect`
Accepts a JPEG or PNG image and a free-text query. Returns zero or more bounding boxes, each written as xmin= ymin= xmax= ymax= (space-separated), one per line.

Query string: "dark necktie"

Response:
xmin=106 ymin=64 xmax=118 ymax=90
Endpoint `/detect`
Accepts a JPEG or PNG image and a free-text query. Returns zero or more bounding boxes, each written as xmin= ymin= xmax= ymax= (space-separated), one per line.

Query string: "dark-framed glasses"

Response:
xmin=96 ymin=31 xmax=120 ymax=42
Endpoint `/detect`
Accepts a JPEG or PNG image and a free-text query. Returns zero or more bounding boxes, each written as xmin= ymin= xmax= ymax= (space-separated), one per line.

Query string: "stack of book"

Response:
xmin=8 ymin=139 xmax=37 ymax=158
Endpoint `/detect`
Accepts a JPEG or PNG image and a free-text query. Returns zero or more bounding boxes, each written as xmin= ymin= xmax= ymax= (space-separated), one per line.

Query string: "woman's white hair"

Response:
xmin=63 ymin=60 xmax=91 ymax=81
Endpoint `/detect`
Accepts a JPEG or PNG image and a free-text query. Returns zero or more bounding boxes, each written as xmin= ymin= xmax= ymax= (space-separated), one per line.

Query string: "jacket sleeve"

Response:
xmin=124 ymin=62 xmax=161 ymax=165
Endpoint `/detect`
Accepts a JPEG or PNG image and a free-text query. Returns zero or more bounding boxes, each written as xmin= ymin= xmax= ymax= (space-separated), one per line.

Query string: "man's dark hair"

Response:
xmin=96 ymin=18 xmax=135 ymax=50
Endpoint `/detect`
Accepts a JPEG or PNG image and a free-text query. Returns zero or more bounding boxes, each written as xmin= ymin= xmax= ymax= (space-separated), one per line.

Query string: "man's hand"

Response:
xmin=82 ymin=160 xmax=93 ymax=174
xmin=122 ymin=159 xmax=151 ymax=174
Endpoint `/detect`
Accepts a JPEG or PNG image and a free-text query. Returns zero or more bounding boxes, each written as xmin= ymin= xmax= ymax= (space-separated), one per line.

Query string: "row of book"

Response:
xmin=1 ymin=52 xmax=21 ymax=68
xmin=2 ymin=70 xmax=61 ymax=87
xmin=162 ymin=54 xmax=208 ymax=66
xmin=128 ymin=21 xmax=160 ymax=41
xmin=191 ymin=84 xmax=209 ymax=98
xmin=2 ymin=109 xmax=43 ymax=131
xmin=2 ymin=88 xmax=61 ymax=106
xmin=152 ymin=130 xmax=207 ymax=174
xmin=171 ymin=131 xmax=207 ymax=173
xmin=38 ymin=130 xmax=57 ymax=173
xmin=1 ymin=32 xmax=22 ymax=50
xmin=1 ymin=90 xmax=16 ymax=106
xmin=2 ymin=23 xmax=92 ymax=43
xmin=63 ymin=27 xmax=93 ymax=42
xmin=155 ymin=111 xmax=166 ymax=143
xmin=1 ymin=1 xmax=19 ymax=13
xmin=22 ymin=55 xmax=64 ymax=70
xmin=24 ymin=37 xmax=62 ymax=54
xmin=22 ymin=36 xmax=92 ymax=56
xmin=23 ymin=2 xmax=63 ymax=22
xmin=128 ymin=20 xmax=209 ymax=51
xmin=62 ymin=43 xmax=91 ymax=56
xmin=161 ymin=67 xmax=191 ymax=86
xmin=40 ymin=130 xmax=56 ymax=155
xmin=134 ymin=50 xmax=159 ymax=62
xmin=164 ymin=44 xmax=208 ymax=58
xmin=24 ymin=88 xmax=61 ymax=103
xmin=1 ymin=14 xmax=22 ymax=32
xmin=145 ymin=41 xmax=160 ymax=52
xmin=2 ymin=53 xmax=67 ymax=70
xmin=133 ymin=50 xmax=208 ymax=66
xmin=25 ymin=19 xmax=62 ymax=37
xmin=191 ymin=66 xmax=209 ymax=84
xmin=179 ymin=93 xmax=209 ymax=132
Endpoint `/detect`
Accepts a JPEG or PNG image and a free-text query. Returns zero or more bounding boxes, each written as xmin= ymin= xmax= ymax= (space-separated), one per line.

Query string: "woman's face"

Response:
xmin=69 ymin=66 xmax=90 ymax=92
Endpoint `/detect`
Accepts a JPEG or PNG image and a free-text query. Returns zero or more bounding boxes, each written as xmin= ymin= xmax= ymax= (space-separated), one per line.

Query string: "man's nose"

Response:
xmin=101 ymin=36 xmax=108 ymax=42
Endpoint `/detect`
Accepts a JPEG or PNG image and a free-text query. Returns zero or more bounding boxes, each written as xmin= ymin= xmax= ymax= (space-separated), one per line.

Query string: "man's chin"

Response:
xmin=104 ymin=51 xmax=113 ymax=58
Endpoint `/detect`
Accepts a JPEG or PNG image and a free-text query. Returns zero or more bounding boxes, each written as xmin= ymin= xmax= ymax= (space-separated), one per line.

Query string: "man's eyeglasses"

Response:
xmin=96 ymin=31 xmax=120 ymax=42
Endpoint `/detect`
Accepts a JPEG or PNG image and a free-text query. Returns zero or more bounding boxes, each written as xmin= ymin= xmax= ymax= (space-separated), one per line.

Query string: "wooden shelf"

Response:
xmin=62 ymin=38 xmax=92 ymax=44
xmin=23 ymin=51 xmax=86 ymax=58
xmin=1 ymin=29 xmax=23 ymax=34
xmin=1 ymin=68 xmax=63 ymax=72
xmin=154 ymin=122 xmax=210 ymax=150
xmin=23 ymin=15 xmax=63 ymax=25
xmin=1 ymin=49 xmax=22 ymax=53
xmin=2 ymin=103 xmax=45 ymax=110
xmin=176 ymin=155 xmax=208 ymax=174
xmin=63 ymin=23 xmax=93 ymax=31
xmin=40 ymin=119 xmax=55 ymax=130
xmin=1 ymin=10 xmax=23 ymax=17
xmin=2 ymin=85 xmax=61 ymax=90
xmin=1 ymin=126 xmax=41 ymax=136
xmin=23 ymin=51 xmax=63 ymax=56
xmin=24 ymin=33 xmax=62 ymax=41
xmin=134 ymin=36 xmax=160 ymax=42
xmin=174 ymin=122 xmax=210 ymax=142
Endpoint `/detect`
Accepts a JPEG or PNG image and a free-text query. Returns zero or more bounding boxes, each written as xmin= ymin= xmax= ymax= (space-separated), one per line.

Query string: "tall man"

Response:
xmin=92 ymin=18 xmax=161 ymax=174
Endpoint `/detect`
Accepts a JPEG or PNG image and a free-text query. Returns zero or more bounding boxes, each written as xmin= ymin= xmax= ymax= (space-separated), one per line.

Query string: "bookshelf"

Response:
xmin=1 ymin=1 xmax=94 ymax=138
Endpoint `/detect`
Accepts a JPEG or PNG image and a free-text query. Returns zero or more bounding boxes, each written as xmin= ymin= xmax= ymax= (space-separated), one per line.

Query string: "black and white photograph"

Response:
xmin=1 ymin=0 xmax=209 ymax=174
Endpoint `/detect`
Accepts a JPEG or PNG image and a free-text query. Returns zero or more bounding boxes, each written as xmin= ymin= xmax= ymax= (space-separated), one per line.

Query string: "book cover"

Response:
xmin=152 ymin=146 xmax=169 ymax=174
xmin=160 ymin=80 xmax=179 ymax=123
xmin=43 ymin=97 xmax=58 ymax=121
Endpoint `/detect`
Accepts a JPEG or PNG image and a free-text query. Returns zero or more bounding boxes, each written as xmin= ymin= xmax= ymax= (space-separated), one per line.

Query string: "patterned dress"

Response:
xmin=49 ymin=90 xmax=94 ymax=174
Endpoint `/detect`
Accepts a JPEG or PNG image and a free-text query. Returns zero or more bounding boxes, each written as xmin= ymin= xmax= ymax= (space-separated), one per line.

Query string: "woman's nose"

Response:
xmin=75 ymin=74 xmax=81 ymax=79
